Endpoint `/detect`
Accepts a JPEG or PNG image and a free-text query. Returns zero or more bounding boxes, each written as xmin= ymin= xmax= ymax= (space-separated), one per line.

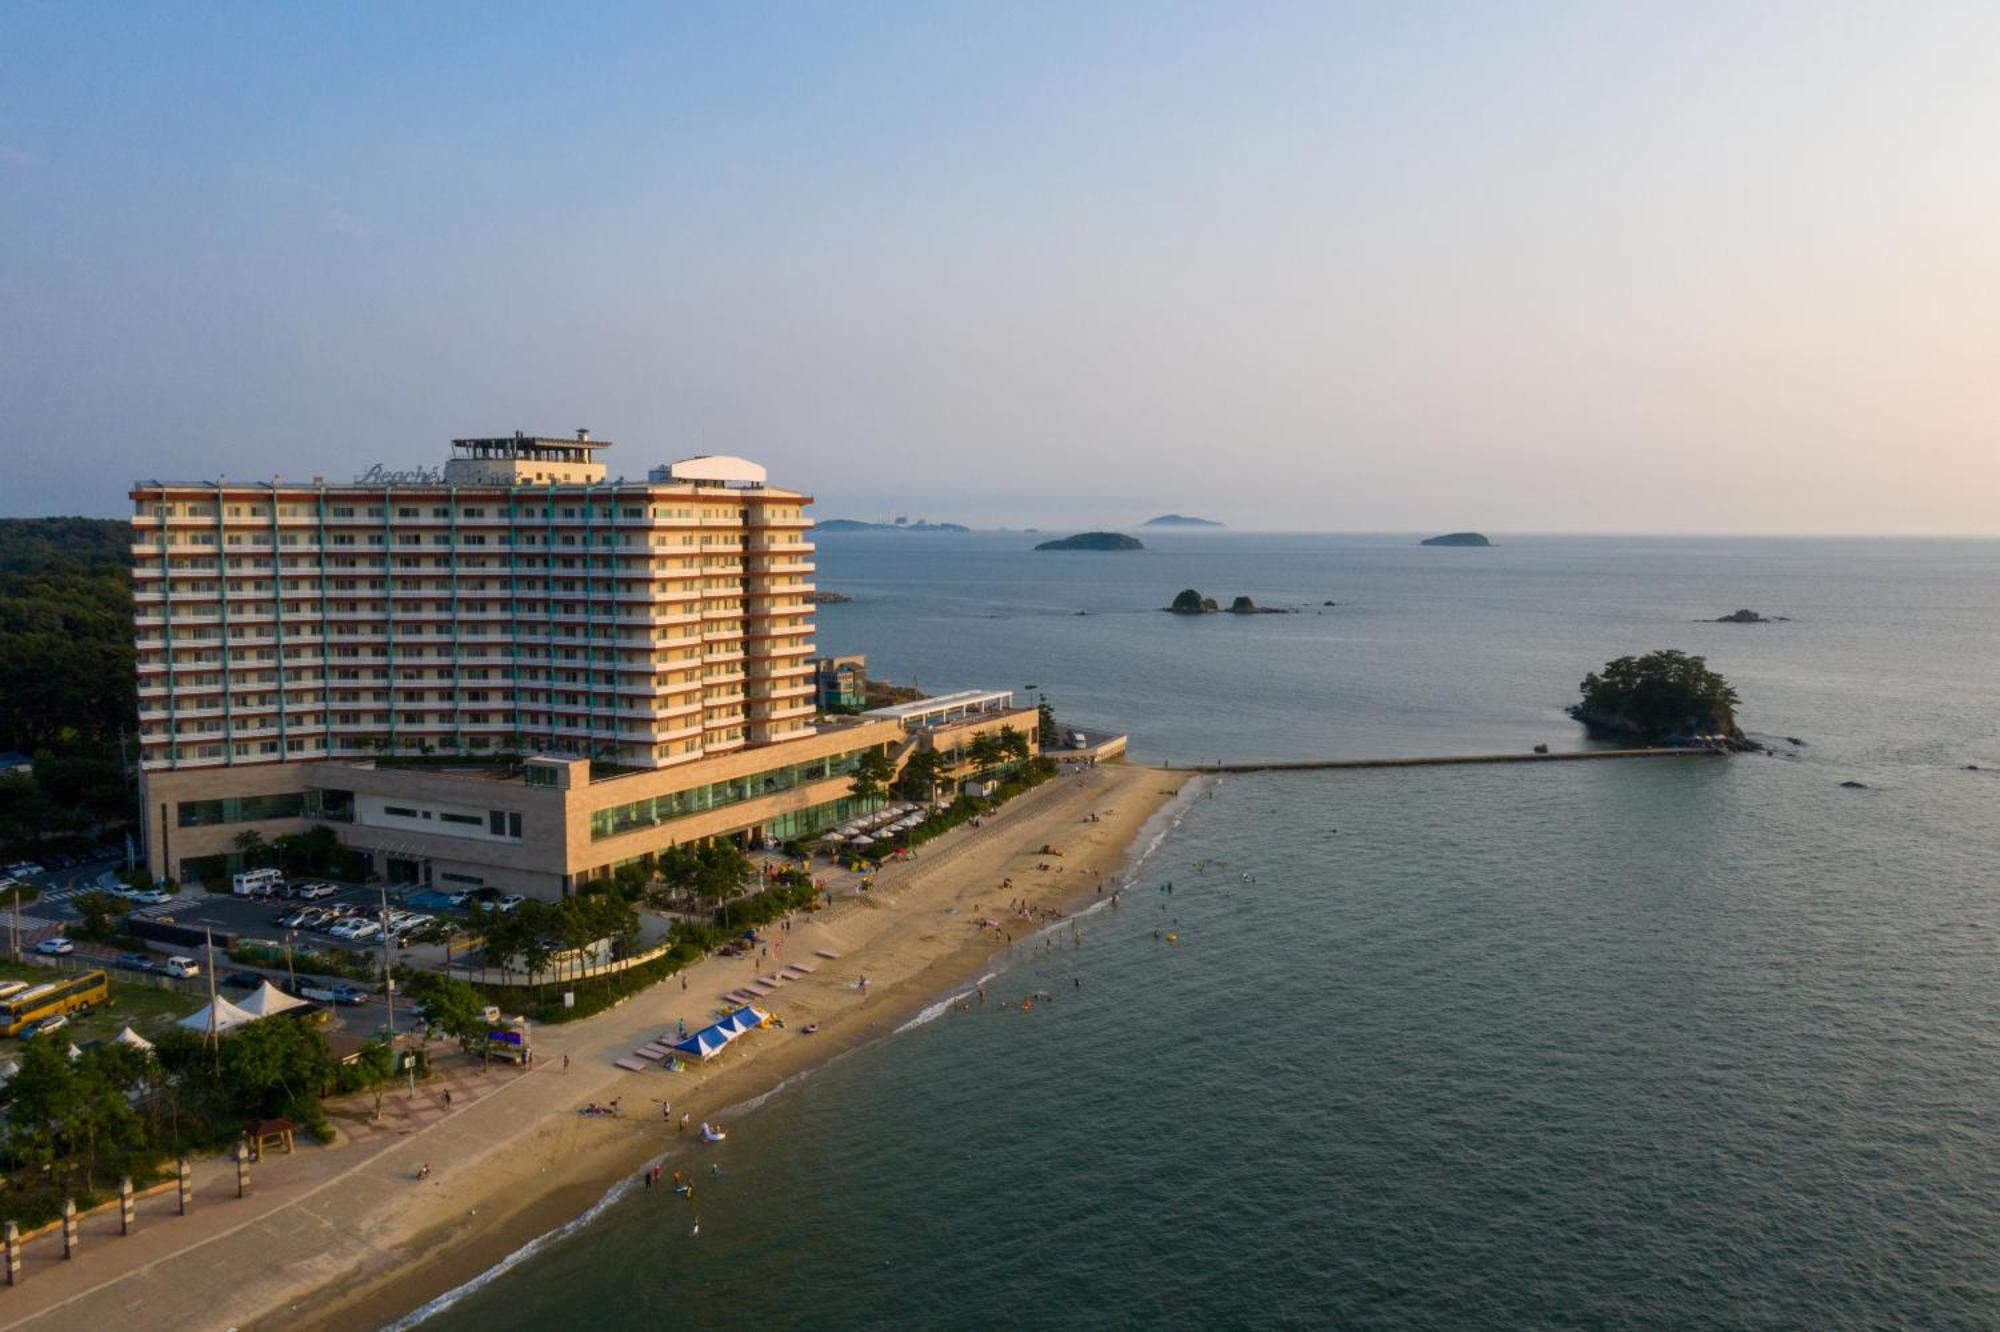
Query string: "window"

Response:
xmin=384 ymin=805 xmax=420 ymax=818
xmin=439 ymin=812 xmax=482 ymax=827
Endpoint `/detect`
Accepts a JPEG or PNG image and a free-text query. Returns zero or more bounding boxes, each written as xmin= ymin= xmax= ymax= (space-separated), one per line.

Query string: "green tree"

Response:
xmin=404 ymin=972 xmax=487 ymax=1051
xmin=1575 ymin=650 xmax=1743 ymax=742
xmin=967 ymin=731 xmax=1005 ymax=780
xmin=896 ymin=748 xmax=947 ymax=803
xmin=1037 ymin=698 xmax=1059 ymax=749
xmin=72 ymin=888 xmax=127 ymax=942
xmin=997 ymin=724 xmax=1031 ymax=763
xmin=848 ymin=747 xmax=894 ymax=803
xmin=219 ymin=1013 xmax=335 ymax=1120
xmin=233 ymin=830 xmax=273 ymax=869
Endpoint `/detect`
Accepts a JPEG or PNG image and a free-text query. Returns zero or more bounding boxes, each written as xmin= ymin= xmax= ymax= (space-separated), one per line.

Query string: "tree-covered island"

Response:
xmin=1570 ymin=649 xmax=1756 ymax=750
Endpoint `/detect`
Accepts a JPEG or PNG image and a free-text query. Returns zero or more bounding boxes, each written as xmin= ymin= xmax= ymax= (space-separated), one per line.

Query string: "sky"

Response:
xmin=2 ymin=2 xmax=1997 ymax=533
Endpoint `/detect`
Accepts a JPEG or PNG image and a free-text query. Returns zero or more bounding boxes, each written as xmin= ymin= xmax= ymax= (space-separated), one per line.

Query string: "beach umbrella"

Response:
xmin=851 ymin=834 xmax=875 ymax=846
xmin=821 ymin=832 xmax=846 ymax=843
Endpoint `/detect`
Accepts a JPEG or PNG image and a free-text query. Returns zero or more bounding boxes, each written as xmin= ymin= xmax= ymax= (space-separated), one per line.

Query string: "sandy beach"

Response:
xmin=0 ymin=763 xmax=1187 ymax=1332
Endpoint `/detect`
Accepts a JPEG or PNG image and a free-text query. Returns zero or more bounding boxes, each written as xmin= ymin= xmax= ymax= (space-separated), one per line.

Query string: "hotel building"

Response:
xmin=131 ymin=436 xmax=1034 ymax=896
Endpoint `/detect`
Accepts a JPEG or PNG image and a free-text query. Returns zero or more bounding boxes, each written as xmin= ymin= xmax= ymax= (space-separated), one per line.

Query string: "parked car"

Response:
xmin=221 ymin=971 xmax=263 ymax=989
xmin=298 ymin=980 xmax=368 ymax=1006
xmin=129 ymin=889 xmax=169 ymax=906
xmin=33 ymin=937 xmax=74 ymax=956
xmin=6 ymin=862 xmax=44 ymax=878
xmin=494 ymin=894 xmax=526 ymax=913
xmin=115 ymin=951 xmax=153 ymax=971
xmin=294 ymin=881 xmax=338 ymax=900
xmin=19 ymin=1014 xmax=69 ymax=1039
xmin=157 ymin=956 xmax=202 ymax=979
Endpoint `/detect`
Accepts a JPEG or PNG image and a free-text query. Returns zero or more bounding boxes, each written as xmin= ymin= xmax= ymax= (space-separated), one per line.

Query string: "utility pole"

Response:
xmin=283 ymin=931 xmax=298 ymax=992
xmin=204 ymin=926 xmax=221 ymax=1077
xmin=378 ymin=883 xmax=396 ymax=1039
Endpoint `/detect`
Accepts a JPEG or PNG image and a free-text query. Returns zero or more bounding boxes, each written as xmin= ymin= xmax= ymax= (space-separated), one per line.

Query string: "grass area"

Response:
xmin=0 ymin=959 xmax=203 ymax=1045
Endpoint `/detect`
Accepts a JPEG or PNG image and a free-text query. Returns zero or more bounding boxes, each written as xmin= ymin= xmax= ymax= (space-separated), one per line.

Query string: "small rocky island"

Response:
xmin=1035 ymin=531 xmax=1144 ymax=551
xmin=1569 ymin=649 xmax=1758 ymax=751
xmin=1141 ymin=514 xmax=1225 ymax=528
xmin=1165 ymin=588 xmax=1290 ymax=614
xmin=808 ymin=590 xmax=852 ymax=604
xmin=1421 ymin=531 xmax=1492 ymax=547
xmin=1712 ymin=608 xmax=1788 ymax=623
xmin=818 ymin=518 xmax=971 ymax=532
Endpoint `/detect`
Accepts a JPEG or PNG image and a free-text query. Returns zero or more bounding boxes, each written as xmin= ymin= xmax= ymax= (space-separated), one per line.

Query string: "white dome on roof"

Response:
xmin=651 ymin=455 xmax=767 ymax=486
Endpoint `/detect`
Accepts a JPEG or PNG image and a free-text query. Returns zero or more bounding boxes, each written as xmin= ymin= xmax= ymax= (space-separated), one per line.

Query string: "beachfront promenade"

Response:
xmin=1170 ymin=747 xmax=1723 ymax=774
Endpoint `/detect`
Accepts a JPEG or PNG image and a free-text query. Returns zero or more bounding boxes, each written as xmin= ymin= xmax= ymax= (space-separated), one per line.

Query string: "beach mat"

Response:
xmin=613 ymin=1057 xmax=648 ymax=1072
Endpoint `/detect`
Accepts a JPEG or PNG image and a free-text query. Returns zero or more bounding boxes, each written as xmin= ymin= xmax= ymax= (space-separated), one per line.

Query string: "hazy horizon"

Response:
xmin=4 ymin=3 xmax=1997 ymax=534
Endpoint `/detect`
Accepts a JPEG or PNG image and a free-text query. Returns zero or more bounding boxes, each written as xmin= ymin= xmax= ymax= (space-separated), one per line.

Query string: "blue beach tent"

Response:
xmin=667 ymin=1006 xmax=773 ymax=1059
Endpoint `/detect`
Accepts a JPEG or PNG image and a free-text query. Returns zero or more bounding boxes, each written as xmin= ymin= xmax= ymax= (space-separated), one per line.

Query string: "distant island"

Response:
xmin=817 ymin=519 xmax=970 ymax=533
xmin=1569 ymin=649 xmax=1755 ymax=750
xmin=1712 ymin=608 xmax=1789 ymax=623
xmin=1035 ymin=532 xmax=1143 ymax=552
xmin=1420 ymin=532 xmax=1491 ymax=547
xmin=1141 ymin=514 xmax=1225 ymax=528
xmin=808 ymin=590 xmax=851 ymax=604
xmin=1166 ymin=588 xmax=1290 ymax=614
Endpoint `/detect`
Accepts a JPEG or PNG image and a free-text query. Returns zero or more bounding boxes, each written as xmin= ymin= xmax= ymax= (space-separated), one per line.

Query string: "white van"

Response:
xmin=232 ymin=868 xmax=284 ymax=897
xmin=159 ymin=956 xmax=202 ymax=979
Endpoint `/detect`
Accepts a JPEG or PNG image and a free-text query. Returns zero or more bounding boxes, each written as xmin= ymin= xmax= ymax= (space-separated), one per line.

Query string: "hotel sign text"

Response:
xmin=354 ymin=463 xmax=446 ymax=484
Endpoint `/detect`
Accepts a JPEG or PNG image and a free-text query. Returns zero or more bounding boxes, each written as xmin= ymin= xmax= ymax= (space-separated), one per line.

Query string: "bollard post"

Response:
xmin=177 ymin=1156 xmax=191 ymax=1215
xmin=4 ymin=1221 xmax=20 ymax=1286
xmin=120 ymin=1176 xmax=135 ymax=1235
xmin=61 ymin=1199 xmax=77 ymax=1260
xmin=235 ymin=1142 xmax=250 ymax=1198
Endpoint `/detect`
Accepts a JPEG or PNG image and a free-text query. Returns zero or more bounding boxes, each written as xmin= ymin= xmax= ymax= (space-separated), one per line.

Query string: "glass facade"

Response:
xmin=176 ymin=787 xmax=353 ymax=828
xmin=177 ymin=791 xmax=308 ymax=827
xmin=589 ymin=746 xmax=873 ymax=841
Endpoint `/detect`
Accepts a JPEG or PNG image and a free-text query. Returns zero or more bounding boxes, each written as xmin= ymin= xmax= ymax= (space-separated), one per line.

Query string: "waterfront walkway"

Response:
xmin=1170 ymin=747 xmax=1722 ymax=774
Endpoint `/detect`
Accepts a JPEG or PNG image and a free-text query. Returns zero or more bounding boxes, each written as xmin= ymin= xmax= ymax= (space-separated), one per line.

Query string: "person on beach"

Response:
xmin=418 ymin=1163 xmax=431 ymax=1180
xmin=562 ymin=1053 xmax=570 ymax=1073
xmin=681 ymin=1113 xmax=690 ymax=1132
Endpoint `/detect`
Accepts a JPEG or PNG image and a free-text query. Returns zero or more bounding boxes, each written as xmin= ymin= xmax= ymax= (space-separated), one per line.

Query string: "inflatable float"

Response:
xmin=700 ymin=1122 xmax=728 ymax=1143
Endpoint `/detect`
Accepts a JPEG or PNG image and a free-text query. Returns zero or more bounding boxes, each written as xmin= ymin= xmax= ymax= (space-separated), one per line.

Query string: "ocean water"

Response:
xmin=419 ymin=534 xmax=2000 ymax=1330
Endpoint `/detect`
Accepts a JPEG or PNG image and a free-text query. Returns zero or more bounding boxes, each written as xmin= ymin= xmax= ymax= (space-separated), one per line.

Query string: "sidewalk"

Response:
xmin=0 ymin=1056 xmax=529 ymax=1331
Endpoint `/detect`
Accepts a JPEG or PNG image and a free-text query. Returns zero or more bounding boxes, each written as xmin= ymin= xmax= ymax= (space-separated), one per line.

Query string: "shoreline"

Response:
xmin=235 ymin=763 xmax=1194 ymax=1332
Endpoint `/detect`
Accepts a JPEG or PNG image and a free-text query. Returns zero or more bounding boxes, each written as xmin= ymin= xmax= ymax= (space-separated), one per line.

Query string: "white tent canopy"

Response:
xmin=114 ymin=1026 xmax=155 ymax=1052
xmin=178 ymin=996 xmax=257 ymax=1035
xmin=238 ymin=981 xmax=309 ymax=1018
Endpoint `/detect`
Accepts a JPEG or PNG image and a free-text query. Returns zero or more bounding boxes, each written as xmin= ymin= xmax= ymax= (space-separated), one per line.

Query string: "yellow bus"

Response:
xmin=0 ymin=970 xmax=109 ymax=1037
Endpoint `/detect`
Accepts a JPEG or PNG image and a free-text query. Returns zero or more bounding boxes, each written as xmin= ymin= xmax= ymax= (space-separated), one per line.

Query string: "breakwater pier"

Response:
xmin=1168 ymin=747 xmax=1722 ymax=774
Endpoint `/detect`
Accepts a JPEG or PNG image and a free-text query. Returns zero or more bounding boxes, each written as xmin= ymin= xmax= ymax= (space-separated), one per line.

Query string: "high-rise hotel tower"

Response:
xmin=128 ymin=436 xmax=996 ymax=896
xmin=133 ymin=435 xmax=816 ymax=772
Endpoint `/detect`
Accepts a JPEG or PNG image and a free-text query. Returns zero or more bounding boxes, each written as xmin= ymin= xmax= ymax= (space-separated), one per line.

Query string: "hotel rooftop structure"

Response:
xmin=130 ymin=435 xmax=1034 ymax=896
